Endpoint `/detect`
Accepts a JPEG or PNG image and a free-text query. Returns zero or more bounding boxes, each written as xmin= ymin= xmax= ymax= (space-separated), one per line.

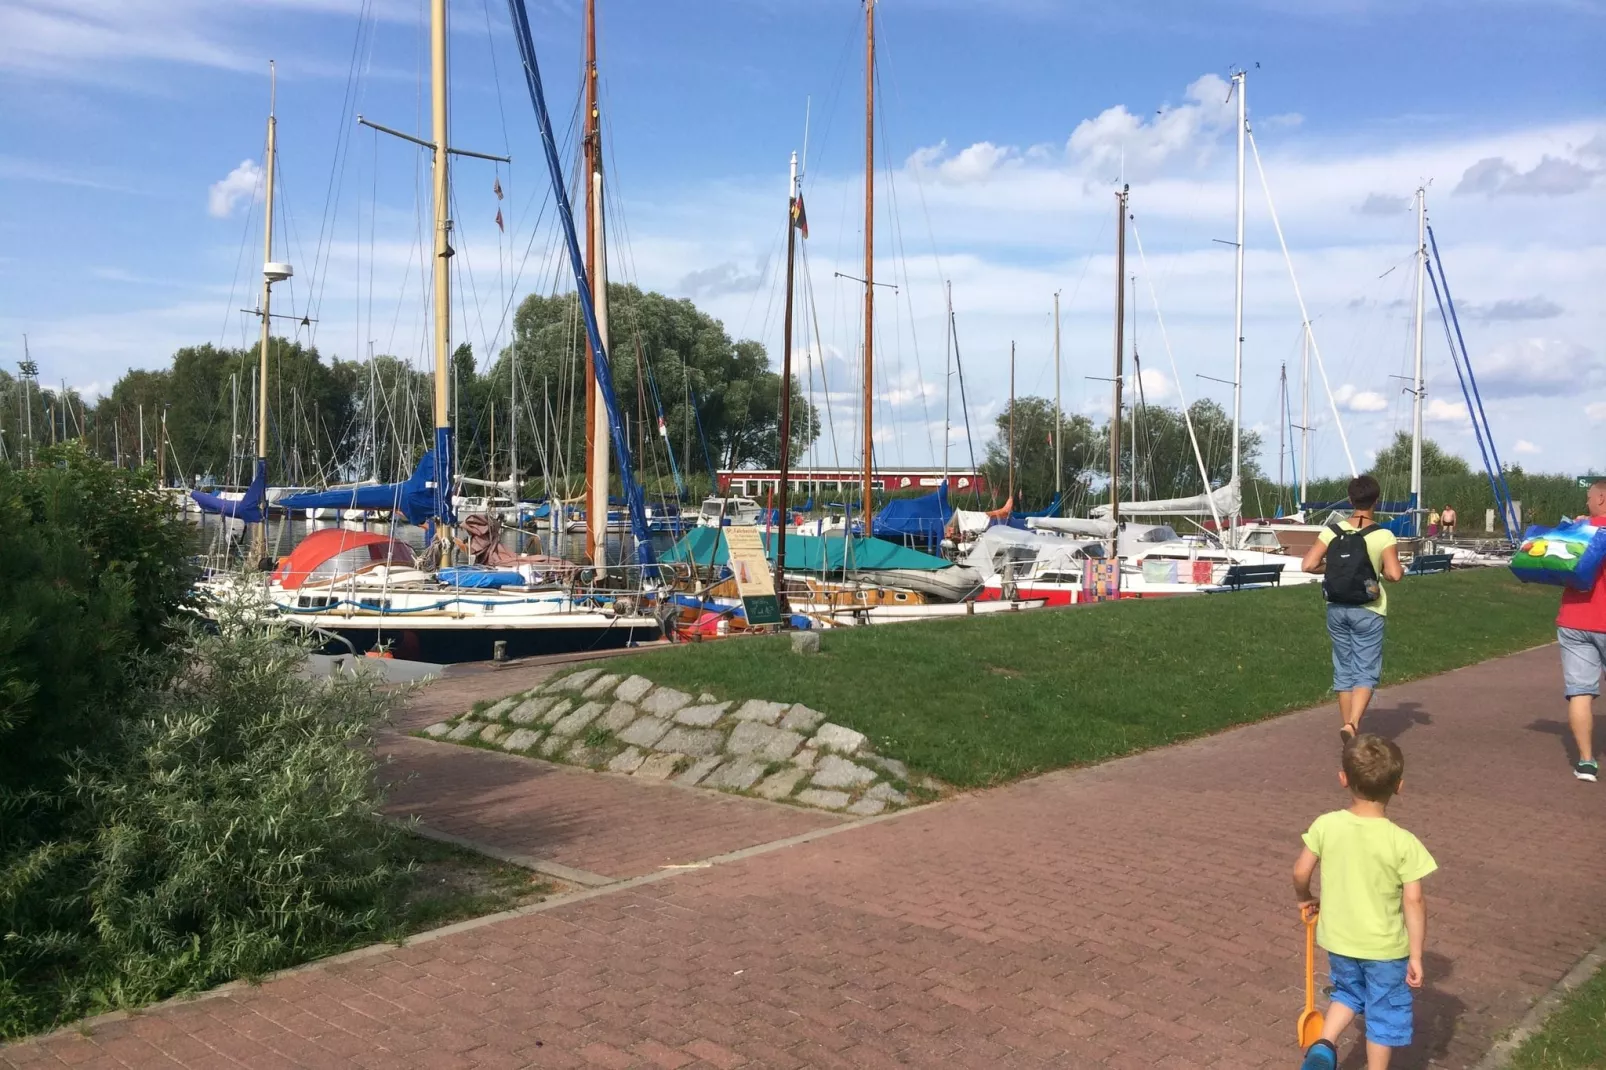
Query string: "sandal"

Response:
xmin=1339 ymin=724 xmax=1357 ymax=746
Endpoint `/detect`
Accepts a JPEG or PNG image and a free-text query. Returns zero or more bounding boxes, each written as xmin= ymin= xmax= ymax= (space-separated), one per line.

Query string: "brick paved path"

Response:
xmin=6 ymin=647 xmax=1604 ymax=1069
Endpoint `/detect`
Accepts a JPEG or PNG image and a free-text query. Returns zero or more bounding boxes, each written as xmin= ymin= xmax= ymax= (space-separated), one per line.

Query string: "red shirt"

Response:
xmin=1558 ymin=514 xmax=1606 ymax=633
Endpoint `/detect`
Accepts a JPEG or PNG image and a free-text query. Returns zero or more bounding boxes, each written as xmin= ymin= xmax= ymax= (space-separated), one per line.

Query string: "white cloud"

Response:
xmin=1455 ymin=146 xmax=1602 ymax=198
xmin=1135 ymin=365 xmax=1176 ymax=402
xmin=1587 ymin=402 xmax=1606 ymax=423
xmin=1467 ymin=338 xmax=1605 ymax=398
xmin=1514 ymin=439 xmax=1541 ymax=455
xmin=1425 ymin=398 xmax=1470 ymax=424
xmin=1065 ymin=73 xmax=1235 ymax=180
xmin=207 ymin=159 xmax=261 ymax=218
xmin=1334 ymin=384 xmax=1390 ymax=412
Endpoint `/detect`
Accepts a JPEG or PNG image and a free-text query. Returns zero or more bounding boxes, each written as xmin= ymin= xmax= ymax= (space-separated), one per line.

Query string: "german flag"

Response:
xmin=791 ymin=193 xmax=809 ymax=239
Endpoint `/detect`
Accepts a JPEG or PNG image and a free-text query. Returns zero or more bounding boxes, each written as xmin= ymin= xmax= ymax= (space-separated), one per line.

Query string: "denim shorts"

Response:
xmin=1327 ymin=604 xmax=1387 ymax=692
xmin=1328 ymin=953 xmax=1413 ymax=1047
xmin=1558 ymin=627 xmax=1606 ymax=697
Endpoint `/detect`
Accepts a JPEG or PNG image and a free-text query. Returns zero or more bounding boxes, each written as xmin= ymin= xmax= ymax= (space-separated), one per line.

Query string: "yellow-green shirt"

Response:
xmin=1317 ymin=519 xmax=1399 ymax=616
xmin=1302 ymin=810 xmax=1437 ymax=960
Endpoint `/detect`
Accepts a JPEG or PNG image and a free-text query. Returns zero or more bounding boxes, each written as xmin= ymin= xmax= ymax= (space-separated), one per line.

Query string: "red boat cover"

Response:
xmin=271 ymin=529 xmax=415 ymax=590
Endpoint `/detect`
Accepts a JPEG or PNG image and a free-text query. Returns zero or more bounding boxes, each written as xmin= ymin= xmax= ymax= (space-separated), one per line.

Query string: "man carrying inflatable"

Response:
xmin=1558 ymin=480 xmax=1606 ymax=782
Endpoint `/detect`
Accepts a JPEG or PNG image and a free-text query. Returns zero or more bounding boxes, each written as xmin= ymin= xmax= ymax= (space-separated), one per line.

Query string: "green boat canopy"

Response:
xmin=663 ymin=528 xmax=953 ymax=572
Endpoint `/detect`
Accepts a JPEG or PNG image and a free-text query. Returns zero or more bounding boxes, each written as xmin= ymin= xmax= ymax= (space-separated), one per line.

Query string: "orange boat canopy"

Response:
xmin=272 ymin=529 xmax=415 ymax=590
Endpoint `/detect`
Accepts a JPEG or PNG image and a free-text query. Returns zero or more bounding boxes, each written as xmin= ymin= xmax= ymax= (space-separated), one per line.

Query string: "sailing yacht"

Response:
xmin=201 ymin=0 xmax=663 ymax=661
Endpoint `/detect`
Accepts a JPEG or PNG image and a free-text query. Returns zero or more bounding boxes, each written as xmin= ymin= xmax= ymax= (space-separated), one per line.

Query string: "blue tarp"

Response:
xmin=1012 ymin=493 xmax=1063 ymax=521
xmin=279 ymin=450 xmax=447 ymax=525
xmin=663 ymin=528 xmax=953 ymax=572
xmin=437 ymin=567 xmax=525 ymax=589
xmin=191 ymin=460 xmax=267 ymax=523
xmin=872 ymin=484 xmax=951 ymax=545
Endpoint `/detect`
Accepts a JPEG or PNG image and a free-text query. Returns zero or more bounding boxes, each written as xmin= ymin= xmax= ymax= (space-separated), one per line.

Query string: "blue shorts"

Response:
xmin=1558 ymin=627 xmax=1606 ymax=698
xmin=1327 ymin=605 xmax=1387 ymax=692
xmin=1327 ymin=953 xmax=1413 ymax=1047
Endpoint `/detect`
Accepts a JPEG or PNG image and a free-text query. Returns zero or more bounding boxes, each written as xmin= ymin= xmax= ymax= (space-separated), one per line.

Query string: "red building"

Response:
xmin=715 ymin=466 xmax=986 ymax=498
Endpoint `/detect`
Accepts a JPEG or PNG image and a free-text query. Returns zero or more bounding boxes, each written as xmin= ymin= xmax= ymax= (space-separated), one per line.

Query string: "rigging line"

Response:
xmin=1246 ymin=126 xmax=1357 ymax=477
xmin=307 ymin=0 xmax=376 ymax=332
xmin=1128 ymin=218 xmax=1223 ymax=534
xmin=799 ymin=241 xmax=843 ymax=474
xmin=217 ymin=118 xmax=269 ymax=349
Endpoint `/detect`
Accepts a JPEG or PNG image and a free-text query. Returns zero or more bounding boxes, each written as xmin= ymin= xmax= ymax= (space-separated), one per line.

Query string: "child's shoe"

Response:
xmin=1299 ymin=1039 xmax=1337 ymax=1070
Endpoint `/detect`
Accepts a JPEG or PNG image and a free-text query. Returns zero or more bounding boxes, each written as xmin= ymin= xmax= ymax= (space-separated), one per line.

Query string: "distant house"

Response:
xmin=716 ymin=466 xmax=986 ymax=498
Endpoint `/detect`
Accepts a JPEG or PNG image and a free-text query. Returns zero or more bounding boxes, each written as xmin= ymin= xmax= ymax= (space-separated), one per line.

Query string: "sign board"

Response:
xmin=1580 ymin=476 xmax=1605 ymax=489
xmin=723 ymin=526 xmax=783 ymax=627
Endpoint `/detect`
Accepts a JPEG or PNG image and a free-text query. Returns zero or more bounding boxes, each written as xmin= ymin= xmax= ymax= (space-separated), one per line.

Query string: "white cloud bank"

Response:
xmin=207 ymin=159 xmax=261 ymax=218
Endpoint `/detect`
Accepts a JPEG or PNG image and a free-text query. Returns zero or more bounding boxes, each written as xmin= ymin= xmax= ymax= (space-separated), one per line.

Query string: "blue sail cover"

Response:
xmin=872 ymin=484 xmax=951 ymax=545
xmin=278 ymin=450 xmax=447 ymax=525
xmin=191 ymin=460 xmax=267 ymax=523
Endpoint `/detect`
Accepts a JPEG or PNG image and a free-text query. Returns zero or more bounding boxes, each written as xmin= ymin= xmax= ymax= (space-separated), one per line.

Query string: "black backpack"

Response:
xmin=1323 ymin=521 xmax=1382 ymax=605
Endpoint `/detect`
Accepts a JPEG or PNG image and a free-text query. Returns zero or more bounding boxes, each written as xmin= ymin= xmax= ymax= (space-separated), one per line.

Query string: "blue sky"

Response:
xmin=2 ymin=0 xmax=1604 ymax=490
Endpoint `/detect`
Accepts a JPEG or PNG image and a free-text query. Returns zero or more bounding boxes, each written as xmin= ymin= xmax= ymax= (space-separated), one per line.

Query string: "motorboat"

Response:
xmin=696 ymin=496 xmax=763 ymax=527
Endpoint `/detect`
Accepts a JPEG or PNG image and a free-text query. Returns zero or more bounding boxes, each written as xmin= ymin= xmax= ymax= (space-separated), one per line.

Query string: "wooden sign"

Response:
xmin=724 ymin=527 xmax=783 ymax=627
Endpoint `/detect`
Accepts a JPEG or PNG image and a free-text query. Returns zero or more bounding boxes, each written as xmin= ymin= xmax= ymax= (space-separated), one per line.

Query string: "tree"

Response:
xmin=1370 ymin=431 xmax=1471 ymax=481
xmin=981 ymin=397 xmax=1100 ymax=511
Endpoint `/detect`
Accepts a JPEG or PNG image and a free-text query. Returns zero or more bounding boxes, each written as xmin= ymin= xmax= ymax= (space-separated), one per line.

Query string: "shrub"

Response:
xmin=0 ymin=613 xmax=406 ymax=1037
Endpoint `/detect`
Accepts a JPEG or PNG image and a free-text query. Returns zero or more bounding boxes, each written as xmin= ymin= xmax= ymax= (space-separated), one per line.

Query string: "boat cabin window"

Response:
xmin=1134 ymin=525 xmax=1179 ymax=543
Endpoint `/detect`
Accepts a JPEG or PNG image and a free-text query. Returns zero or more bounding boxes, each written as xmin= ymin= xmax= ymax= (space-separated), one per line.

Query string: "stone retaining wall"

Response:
xmin=421 ymin=667 xmax=934 ymax=815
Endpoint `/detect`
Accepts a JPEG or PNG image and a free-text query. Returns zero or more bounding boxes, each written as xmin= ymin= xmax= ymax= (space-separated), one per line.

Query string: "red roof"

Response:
xmin=272 ymin=529 xmax=414 ymax=590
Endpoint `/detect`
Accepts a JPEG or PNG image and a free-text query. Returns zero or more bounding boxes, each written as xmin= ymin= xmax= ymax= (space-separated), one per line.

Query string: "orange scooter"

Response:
xmin=1298 ymin=904 xmax=1326 ymax=1047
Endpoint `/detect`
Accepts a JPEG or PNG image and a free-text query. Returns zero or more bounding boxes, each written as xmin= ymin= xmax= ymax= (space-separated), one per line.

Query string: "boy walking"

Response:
xmin=1560 ymin=479 xmax=1606 ymax=781
xmin=1302 ymin=475 xmax=1406 ymax=743
xmin=1294 ymin=735 xmax=1437 ymax=1070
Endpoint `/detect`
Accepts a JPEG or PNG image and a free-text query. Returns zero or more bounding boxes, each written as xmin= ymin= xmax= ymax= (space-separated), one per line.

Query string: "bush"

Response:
xmin=0 ymin=613 xmax=406 ymax=1037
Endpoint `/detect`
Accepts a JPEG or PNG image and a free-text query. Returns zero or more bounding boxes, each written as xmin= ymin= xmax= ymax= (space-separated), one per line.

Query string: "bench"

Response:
xmin=1407 ymin=553 xmax=1454 ymax=575
xmin=1209 ymin=562 xmax=1286 ymax=591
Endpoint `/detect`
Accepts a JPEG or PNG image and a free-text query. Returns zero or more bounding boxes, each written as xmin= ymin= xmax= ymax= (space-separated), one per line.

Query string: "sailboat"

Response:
xmin=205 ymin=0 xmax=663 ymax=662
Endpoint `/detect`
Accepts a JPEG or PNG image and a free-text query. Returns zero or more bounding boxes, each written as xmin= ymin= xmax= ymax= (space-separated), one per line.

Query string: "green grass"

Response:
xmin=625 ymin=568 xmax=1556 ymax=787
xmin=1508 ymin=963 xmax=1606 ymax=1069
xmin=393 ymin=834 xmax=555 ymax=933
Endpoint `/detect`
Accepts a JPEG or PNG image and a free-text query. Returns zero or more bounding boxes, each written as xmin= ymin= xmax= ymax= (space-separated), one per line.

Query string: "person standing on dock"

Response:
xmin=1558 ymin=480 xmax=1606 ymax=782
xmin=1302 ymin=475 xmax=1406 ymax=745
xmin=1440 ymin=504 xmax=1456 ymax=540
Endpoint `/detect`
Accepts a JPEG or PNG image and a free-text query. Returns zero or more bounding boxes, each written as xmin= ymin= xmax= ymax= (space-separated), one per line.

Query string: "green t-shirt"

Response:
xmin=1302 ymin=809 xmax=1437 ymax=960
xmin=1317 ymin=519 xmax=1398 ymax=616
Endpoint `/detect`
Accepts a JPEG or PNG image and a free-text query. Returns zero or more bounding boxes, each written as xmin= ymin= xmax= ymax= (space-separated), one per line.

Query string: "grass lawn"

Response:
xmin=1508 ymin=962 xmax=1606 ymax=1069
xmin=625 ymin=568 xmax=1557 ymax=787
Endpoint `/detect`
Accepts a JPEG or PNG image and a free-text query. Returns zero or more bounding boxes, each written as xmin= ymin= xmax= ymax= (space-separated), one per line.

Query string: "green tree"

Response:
xmin=981 ymin=396 xmax=1100 ymax=511
xmin=1370 ymin=431 xmax=1472 ymax=482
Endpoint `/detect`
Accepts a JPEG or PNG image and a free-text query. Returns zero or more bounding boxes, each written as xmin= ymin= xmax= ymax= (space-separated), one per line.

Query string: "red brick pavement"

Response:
xmin=6 ymin=646 xmax=1604 ymax=1069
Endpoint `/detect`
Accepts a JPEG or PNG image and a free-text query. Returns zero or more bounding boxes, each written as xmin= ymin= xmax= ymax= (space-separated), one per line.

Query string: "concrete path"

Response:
xmin=5 ymin=646 xmax=1603 ymax=1069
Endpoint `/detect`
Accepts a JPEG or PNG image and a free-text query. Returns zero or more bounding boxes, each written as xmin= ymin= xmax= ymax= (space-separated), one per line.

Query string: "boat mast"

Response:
xmin=252 ymin=62 xmax=282 ymax=563
xmin=775 ymin=150 xmax=800 ymax=602
xmin=1054 ymin=288 xmax=1062 ymax=503
xmin=1230 ymin=68 xmax=1246 ymax=535
xmin=1300 ymin=322 xmax=1310 ymax=508
xmin=589 ymin=167 xmax=613 ymax=575
xmin=583 ymin=0 xmax=607 ymax=566
xmin=1008 ymin=341 xmax=1015 ymax=505
xmin=1278 ymin=361 xmax=1287 ymax=511
xmin=943 ymin=280 xmax=952 ymax=488
xmin=1110 ymin=185 xmax=1128 ymax=541
xmin=860 ymin=0 xmax=875 ymax=531
xmin=1410 ymin=185 xmax=1426 ymax=536
xmin=429 ymin=0 xmax=454 ymax=532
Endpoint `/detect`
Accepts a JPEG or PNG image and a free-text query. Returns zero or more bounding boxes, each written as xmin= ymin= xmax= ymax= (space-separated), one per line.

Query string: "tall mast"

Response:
xmin=583 ymin=0 xmax=601 ymax=562
xmin=775 ymin=150 xmax=800 ymax=601
xmin=1110 ymin=186 xmax=1128 ymax=539
xmin=1054 ymin=289 xmax=1062 ymax=501
xmin=1278 ymin=361 xmax=1287 ymax=510
xmin=230 ymin=372 xmax=239 ymax=488
xmin=943 ymin=280 xmax=952 ymax=486
xmin=860 ymin=0 xmax=875 ymax=530
xmin=584 ymin=0 xmax=610 ymax=569
xmin=429 ymin=0 xmax=453 ymax=529
xmin=1300 ymin=322 xmax=1310 ymax=508
xmin=252 ymin=61 xmax=281 ymax=562
xmin=1410 ymin=185 xmax=1427 ymax=534
xmin=1230 ymin=68 xmax=1246 ymax=533
xmin=1007 ymin=341 xmax=1015 ymax=505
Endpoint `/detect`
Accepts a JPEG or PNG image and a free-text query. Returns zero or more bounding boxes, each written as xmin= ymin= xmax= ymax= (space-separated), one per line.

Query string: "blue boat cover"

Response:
xmin=436 ymin=567 xmax=525 ymax=589
xmin=279 ymin=450 xmax=447 ymax=525
xmin=872 ymin=484 xmax=951 ymax=544
xmin=191 ymin=460 xmax=267 ymax=523
xmin=662 ymin=528 xmax=952 ymax=572
xmin=1013 ymin=492 xmax=1063 ymax=520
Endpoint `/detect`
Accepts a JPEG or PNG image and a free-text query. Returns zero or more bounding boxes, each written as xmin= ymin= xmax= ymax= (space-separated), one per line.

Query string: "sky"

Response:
xmin=2 ymin=0 xmax=1604 ymax=492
